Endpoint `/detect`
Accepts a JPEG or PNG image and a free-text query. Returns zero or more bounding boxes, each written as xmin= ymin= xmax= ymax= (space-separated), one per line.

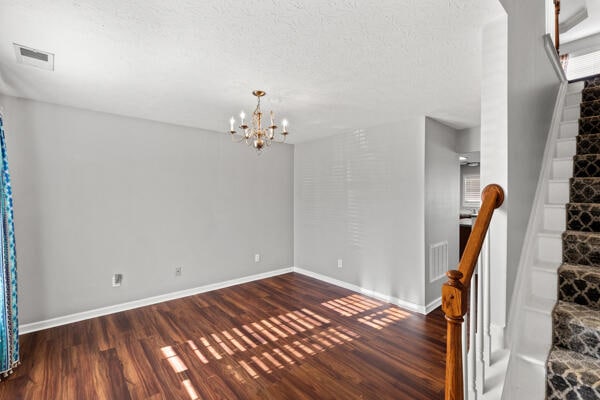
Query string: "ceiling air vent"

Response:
xmin=13 ymin=43 xmax=54 ymax=71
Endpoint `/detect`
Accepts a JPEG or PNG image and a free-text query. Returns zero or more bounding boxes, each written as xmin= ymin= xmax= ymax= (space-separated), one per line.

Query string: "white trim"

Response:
xmin=293 ymin=267 xmax=436 ymax=315
xmin=544 ymin=33 xmax=567 ymax=83
xmin=20 ymin=265 xmax=443 ymax=334
xmin=20 ymin=267 xmax=293 ymax=334
xmin=545 ymin=0 xmax=555 ymax=37
xmin=425 ymin=296 xmax=443 ymax=314
xmin=562 ymin=32 xmax=600 ymax=58
xmin=491 ymin=323 xmax=506 ymax=351
xmin=559 ymin=7 xmax=588 ymax=35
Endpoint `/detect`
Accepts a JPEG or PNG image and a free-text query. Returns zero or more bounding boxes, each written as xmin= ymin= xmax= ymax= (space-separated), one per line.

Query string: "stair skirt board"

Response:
xmin=546 ymin=74 xmax=600 ymax=400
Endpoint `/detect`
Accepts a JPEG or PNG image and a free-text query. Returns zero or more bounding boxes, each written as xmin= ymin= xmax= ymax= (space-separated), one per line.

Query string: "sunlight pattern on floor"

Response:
xmin=160 ymin=307 xmax=356 ymax=399
xmin=357 ymin=307 xmax=410 ymax=330
xmin=321 ymin=294 xmax=383 ymax=316
xmin=321 ymin=294 xmax=410 ymax=330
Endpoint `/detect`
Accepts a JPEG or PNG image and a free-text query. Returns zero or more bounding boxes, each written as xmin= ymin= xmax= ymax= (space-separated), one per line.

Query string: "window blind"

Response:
xmin=463 ymin=175 xmax=481 ymax=205
xmin=566 ymin=49 xmax=600 ymax=81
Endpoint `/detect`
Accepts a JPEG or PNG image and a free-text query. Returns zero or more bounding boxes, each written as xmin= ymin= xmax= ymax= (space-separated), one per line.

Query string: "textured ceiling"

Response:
xmin=0 ymin=0 xmax=484 ymax=143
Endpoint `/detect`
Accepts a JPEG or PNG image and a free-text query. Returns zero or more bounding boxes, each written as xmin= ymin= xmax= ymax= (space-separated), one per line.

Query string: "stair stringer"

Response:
xmin=501 ymin=78 xmax=570 ymax=399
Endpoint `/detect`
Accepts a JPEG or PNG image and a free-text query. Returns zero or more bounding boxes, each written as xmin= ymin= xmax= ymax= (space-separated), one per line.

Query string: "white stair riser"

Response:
xmin=509 ymin=358 xmax=547 ymax=399
xmin=556 ymin=139 xmax=576 ymax=158
xmin=562 ymin=106 xmax=579 ymax=122
xmin=523 ymin=309 xmax=552 ymax=344
xmin=537 ymin=235 xmax=563 ymax=263
xmin=543 ymin=206 xmax=566 ymax=232
xmin=559 ymin=122 xmax=578 ymax=139
xmin=551 ymin=158 xmax=572 ymax=179
xmin=567 ymin=81 xmax=585 ymax=93
xmin=531 ymin=268 xmax=558 ymax=301
xmin=547 ymin=180 xmax=570 ymax=204
xmin=566 ymin=92 xmax=582 ymax=107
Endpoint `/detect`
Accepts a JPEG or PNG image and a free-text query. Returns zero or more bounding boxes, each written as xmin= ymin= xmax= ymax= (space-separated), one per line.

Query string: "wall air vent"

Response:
xmin=13 ymin=43 xmax=54 ymax=71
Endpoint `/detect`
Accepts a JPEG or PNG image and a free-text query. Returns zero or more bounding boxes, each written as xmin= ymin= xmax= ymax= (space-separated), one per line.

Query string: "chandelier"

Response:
xmin=228 ymin=90 xmax=289 ymax=152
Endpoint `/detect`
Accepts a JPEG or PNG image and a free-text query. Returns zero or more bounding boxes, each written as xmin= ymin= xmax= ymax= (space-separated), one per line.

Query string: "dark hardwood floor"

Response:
xmin=0 ymin=273 xmax=447 ymax=399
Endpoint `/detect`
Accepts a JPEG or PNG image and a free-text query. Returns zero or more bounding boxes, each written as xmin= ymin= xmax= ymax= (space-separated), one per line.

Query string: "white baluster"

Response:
xmin=483 ymin=233 xmax=492 ymax=365
xmin=476 ymin=261 xmax=485 ymax=394
xmin=468 ymin=274 xmax=477 ymax=400
xmin=462 ymin=317 xmax=468 ymax=400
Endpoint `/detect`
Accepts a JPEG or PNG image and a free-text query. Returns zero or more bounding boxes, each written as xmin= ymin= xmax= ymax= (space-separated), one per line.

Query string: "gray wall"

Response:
xmin=1 ymin=94 xmax=294 ymax=324
xmin=424 ymin=118 xmax=459 ymax=305
xmin=294 ymin=120 xmax=427 ymax=308
xmin=499 ymin=0 xmax=562 ymax=308
xmin=456 ymin=126 xmax=481 ymax=154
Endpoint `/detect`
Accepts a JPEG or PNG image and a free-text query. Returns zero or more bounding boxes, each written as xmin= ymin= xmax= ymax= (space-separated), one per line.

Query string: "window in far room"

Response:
xmin=463 ymin=175 xmax=481 ymax=207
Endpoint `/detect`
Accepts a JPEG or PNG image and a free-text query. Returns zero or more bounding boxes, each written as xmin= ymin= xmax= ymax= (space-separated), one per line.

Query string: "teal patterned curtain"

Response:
xmin=0 ymin=115 xmax=18 ymax=379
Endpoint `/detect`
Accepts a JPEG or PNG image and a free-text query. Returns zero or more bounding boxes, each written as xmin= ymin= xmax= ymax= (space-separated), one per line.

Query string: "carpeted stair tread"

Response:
xmin=579 ymin=116 xmax=600 ymax=136
xmin=585 ymin=76 xmax=600 ymax=88
xmin=581 ymin=100 xmax=600 ymax=118
xmin=566 ymin=203 xmax=600 ymax=231
xmin=553 ymin=300 xmax=600 ymax=359
xmin=559 ymin=263 xmax=600 ymax=309
xmin=563 ymin=230 xmax=600 ymax=267
xmin=548 ymin=74 xmax=600 ymax=399
xmin=570 ymin=177 xmax=600 ymax=203
xmin=577 ymin=133 xmax=600 ymax=155
xmin=547 ymin=347 xmax=600 ymax=399
xmin=582 ymin=86 xmax=600 ymax=103
xmin=573 ymin=155 xmax=600 ymax=178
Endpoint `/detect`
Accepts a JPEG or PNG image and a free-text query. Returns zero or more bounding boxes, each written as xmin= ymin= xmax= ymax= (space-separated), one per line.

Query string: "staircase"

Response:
xmin=546 ymin=75 xmax=600 ymax=399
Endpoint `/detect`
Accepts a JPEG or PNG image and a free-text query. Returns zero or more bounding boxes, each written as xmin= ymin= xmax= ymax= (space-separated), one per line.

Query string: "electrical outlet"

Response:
xmin=337 ymin=259 xmax=343 ymax=268
xmin=112 ymin=273 xmax=123 ymax=287
xmin=175 ymin=267 xmax=183 ymax=277
xmin=255 ymin=254 xmax=261 ymax=263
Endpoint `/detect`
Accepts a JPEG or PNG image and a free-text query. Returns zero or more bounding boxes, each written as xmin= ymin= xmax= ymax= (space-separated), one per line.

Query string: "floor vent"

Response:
xmin=429 ymin=241 xmax=448 ymax=282
xmin=13 ymin=43 xmax=54 ymax=71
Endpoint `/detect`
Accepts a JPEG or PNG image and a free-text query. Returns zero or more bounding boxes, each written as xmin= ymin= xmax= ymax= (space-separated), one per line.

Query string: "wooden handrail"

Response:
xmin=442 ymin=184 xmax=504 ymax=400
xmin=555 ymin=0 xmax=561 ymax=54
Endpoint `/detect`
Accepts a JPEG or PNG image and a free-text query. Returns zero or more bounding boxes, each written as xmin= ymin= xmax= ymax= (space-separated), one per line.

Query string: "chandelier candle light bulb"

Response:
xmin=227 ymin=90 xmax=290 ymax=153
xmin=282 ymin=119 xmax=288 ymax=134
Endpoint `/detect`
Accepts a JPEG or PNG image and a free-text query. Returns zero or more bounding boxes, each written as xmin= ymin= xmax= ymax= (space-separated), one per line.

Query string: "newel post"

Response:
xmin=442 ymin=269 xmax=468 ymax=400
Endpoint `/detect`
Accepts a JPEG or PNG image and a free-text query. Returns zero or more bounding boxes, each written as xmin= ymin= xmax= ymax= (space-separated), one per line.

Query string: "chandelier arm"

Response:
xmin=273 ymin=134 xmax=287 ymax=143
xmin=231 ymin=135 xmax=245 ymax=143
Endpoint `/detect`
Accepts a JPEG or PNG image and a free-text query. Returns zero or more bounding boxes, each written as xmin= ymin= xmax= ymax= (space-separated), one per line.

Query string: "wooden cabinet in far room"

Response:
xmin=459 ymin=223 xmax=472 ymax=259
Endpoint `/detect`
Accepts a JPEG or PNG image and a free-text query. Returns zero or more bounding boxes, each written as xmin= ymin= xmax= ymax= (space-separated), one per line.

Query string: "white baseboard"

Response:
xmin=293 ymin=267 xmax=439 ymax=315
xmin=19 ymin=267 xmax=293 ymax=334
xmin=425 ymin=296 xmax=443 ymax=314
xmin=20 ymin=265 xmax=443 ymax=334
